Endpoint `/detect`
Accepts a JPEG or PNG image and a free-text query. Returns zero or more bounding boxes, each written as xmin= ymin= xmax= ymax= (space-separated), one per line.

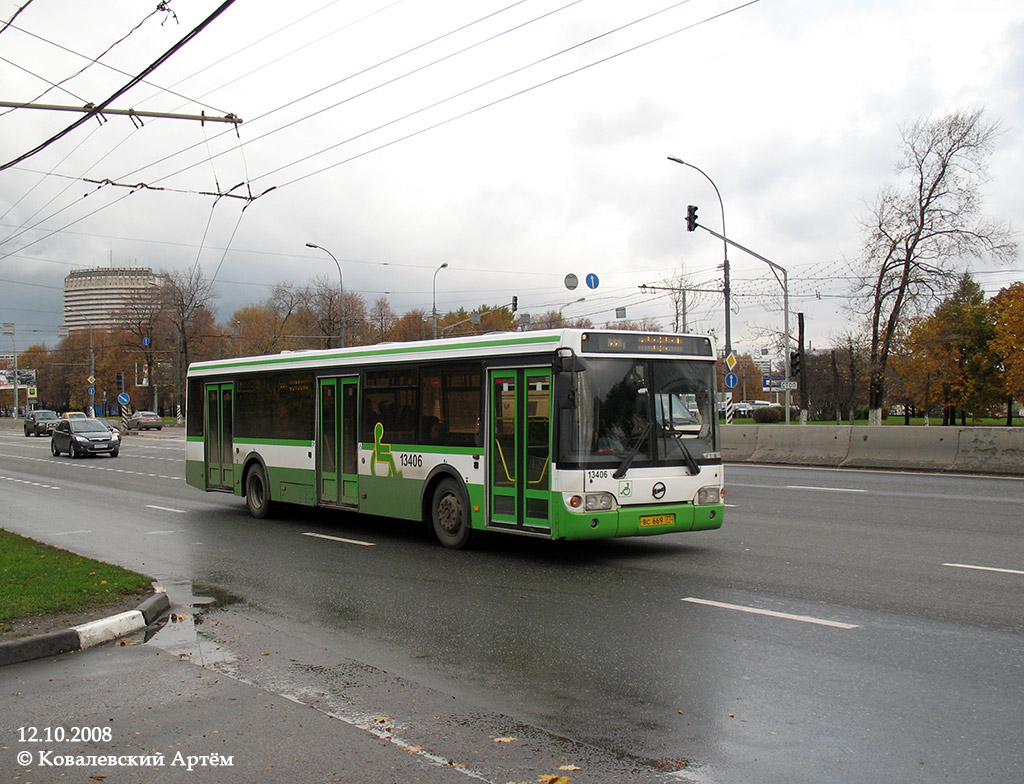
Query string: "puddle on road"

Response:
xmin=141 ymin=578 xmax=241 ymax=668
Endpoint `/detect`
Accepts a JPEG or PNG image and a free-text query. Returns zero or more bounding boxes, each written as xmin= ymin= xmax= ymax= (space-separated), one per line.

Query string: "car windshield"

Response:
xmin=137 ymin=412 xmax=158 ymax=417
xmin=71 ymin=420 xmax=111 ymax=433
xmin=36 ymin=411 xmax=57 ymax=420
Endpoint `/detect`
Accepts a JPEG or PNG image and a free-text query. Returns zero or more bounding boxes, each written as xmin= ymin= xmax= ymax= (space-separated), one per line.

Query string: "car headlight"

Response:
xmin=696 ymin=485 xmax=722 ymax=505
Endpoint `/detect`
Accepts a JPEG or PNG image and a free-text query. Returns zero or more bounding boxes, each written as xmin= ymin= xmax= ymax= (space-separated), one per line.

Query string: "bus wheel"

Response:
xmin=431 ymin=477 xmax=472 ymax=549
xmin=245 ymin=465 xmax=273 ymax=519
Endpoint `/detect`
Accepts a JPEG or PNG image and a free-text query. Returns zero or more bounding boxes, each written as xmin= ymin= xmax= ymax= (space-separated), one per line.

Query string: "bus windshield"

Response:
xmin=558 ymin=357 xmax=717 ymax=471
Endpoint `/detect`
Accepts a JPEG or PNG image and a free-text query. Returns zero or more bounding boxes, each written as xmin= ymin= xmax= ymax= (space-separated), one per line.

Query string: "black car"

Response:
xmin=24 ymin=409 xmax=59 ymax=436
xmin=51 ymin=418 xmax=121 ymax=458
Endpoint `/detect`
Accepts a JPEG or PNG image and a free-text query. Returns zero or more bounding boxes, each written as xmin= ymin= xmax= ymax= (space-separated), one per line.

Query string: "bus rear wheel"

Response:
xmin=245 ymin=464 xmax=273 ymax=519
xmin=431 ymin=477 xmax=472 ymax=549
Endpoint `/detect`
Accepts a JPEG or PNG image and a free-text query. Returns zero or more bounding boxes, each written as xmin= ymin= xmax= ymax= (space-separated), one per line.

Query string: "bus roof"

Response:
xmin=186 ymin=328 xmax=715 ymax=377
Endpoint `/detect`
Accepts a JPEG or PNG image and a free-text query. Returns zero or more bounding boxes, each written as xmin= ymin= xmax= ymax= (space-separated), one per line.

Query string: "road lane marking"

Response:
xmin=785 ymin=485 xmax=866 ymax=493
xmin=52 ymin=529 xmax=92 ymax=536
xmin=943 ymin=562 xmax=1024 ymax=576
xmin=146 ymin=504 xmax=187 ymax=513
xmin=1 ymin=475 xmax=59 ymax=489
xmin=0 ymin=452 xmax=183 ymax=480
xmin=303 ymin=532 xmax=376 ymax=547
xmin=683 ymin=597 xmax=859 ymax=629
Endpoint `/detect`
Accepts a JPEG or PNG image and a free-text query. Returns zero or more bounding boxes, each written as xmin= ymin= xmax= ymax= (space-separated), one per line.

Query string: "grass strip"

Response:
xmin=0 ymin=528 xmax=151 ymax=628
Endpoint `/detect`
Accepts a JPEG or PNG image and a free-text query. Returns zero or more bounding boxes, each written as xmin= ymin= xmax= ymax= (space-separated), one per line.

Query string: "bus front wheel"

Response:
xmin=245 ymin=464 xmax=273 ymax=519
xmin=431 ymin=477 xmax=472 ymax=549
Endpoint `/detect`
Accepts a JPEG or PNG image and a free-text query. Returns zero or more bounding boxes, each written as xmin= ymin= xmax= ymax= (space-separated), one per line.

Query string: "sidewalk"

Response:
xmin=2 ymin=640 xmax=477 ymax=783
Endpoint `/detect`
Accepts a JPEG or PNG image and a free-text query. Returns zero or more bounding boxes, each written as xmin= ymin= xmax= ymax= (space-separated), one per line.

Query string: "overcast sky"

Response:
xmin=1 ymin=0 xmax=1022 ymax=357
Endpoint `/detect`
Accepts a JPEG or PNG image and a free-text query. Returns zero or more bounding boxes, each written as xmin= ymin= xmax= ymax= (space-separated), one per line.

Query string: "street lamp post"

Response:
xmin=690 ymin=222 xmax=791 ymax=423
xmin=2 ymin=323 xmax=17 ymax=417
xmin=667 ymin=156 xmax=731 ymax=355
xmin=432 ymin=263 xmax=448 ymax=339
xmin=305 ymin=243 xmax=345 ymax=348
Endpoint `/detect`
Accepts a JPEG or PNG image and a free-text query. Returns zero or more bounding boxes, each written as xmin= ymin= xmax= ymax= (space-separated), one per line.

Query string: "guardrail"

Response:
xmin=722 ymin=424 xmax=1024 ymax=475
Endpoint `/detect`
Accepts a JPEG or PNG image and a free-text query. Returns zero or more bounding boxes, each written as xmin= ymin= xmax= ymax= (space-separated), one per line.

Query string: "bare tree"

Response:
xmin=162 ymin=267 xmax=219 ymax=416
xmin=853 ymin=108 xmax=1016 ymax=426
xmin=113 ymin=275 xmax=167 ymax=409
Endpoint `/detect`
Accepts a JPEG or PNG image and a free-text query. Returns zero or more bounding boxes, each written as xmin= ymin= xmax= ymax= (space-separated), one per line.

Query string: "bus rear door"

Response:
xmin=204 ymin=382 xmax=234 ymax=491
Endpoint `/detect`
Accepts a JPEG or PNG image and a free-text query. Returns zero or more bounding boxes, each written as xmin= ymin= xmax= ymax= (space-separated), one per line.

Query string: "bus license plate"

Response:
xmin=639 ymin=514 xmax=674 ymax=528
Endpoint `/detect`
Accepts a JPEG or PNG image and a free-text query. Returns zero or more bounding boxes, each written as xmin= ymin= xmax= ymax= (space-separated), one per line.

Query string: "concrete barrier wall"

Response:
xmin=842 ymin=427 xmax=959 ymax=471
xmin=752 ymin=425 xmax=852 ymax=466
xmin=721 ymin=425 xmax=757 ymax=462
xmin=721 ymin=425 xmax=1024 ymax=475
xmin=952 ymin=428 xmax=1024 ymax=474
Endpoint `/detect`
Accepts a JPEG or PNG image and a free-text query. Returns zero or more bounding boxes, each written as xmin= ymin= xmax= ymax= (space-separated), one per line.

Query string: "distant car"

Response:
xmin=24 ymin=409 xmax=59 ymax=436
xmin=126 ymin=410 xmax=163 ymax=431
xmin=732 ymin=402 xmax=754 ymax=416
xmin=51 ymin=418 xmax=121 ymax=458
xmin=62 ymin=411 xmax=88 ymax=420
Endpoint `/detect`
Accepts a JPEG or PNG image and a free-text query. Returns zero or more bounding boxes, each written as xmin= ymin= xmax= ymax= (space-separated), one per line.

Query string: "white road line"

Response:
xmin=145 ymin=504 xmax=187 ymax=513
xmin=303 ymin=532 xmax=376 ymax=547
xmin=683 ymin=597 xmax=859 ymax=629
xmin=785 ymin=485 xmax=866 ymax=493
xmin=52 ymin=529 xmax=92 ymax=536
xmin=1 ymin=452 xmax=182 ymax=480
xmin=0 ymin=475 xmax=59 ymax=489
xmin=943 ymin=562 xmax=1024 ymax=576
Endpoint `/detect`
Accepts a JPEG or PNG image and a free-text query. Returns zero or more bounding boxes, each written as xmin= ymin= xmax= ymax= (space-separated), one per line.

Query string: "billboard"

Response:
xmin=0 ymin=369 xmax=36 ymax=390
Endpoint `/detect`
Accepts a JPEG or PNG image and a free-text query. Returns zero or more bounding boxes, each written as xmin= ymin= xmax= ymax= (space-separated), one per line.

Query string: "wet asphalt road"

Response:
xmin=1 ymin=424 xmax=1022 ymax=782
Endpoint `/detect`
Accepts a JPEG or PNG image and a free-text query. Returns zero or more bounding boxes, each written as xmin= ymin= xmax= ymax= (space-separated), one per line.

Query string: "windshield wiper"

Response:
xmin=659 ymin=421 xmax=702 ymax=476
xmin=676 ymin=438 xmax=701 ymax=476
xmin=613 ymin=420 xmax=652 ymax=479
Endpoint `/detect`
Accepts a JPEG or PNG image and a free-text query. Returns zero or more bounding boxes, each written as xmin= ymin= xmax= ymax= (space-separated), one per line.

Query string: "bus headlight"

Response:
xmin=696 ymin=486 xmax=722 ymax=505
xmin=585 ymin=493 xmax=615 ymax=511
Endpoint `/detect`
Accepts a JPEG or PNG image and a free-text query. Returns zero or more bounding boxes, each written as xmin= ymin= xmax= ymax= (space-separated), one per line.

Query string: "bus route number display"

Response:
xmin=582 ymin=332 xmax=713 ymax=357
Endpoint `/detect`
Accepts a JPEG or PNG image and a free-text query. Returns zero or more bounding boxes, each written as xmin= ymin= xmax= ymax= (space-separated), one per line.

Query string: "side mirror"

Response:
xmin=552 ymin=347 xmax=586 ymax=374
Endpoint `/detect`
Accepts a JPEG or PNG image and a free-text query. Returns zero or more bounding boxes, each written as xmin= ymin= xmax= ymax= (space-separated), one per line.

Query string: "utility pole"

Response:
xmin=797 ymin=312 xmax=806 ymax=424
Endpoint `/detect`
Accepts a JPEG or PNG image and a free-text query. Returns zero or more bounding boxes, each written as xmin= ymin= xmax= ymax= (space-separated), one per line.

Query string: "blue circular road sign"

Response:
xmin=117 ymin=392 xmax=130 ymax=406
xmin=585 ymin=273 xmax=599 ymax=290
xmin=88 ymin=387 xmax=95 ymax=395
xmin=725 ymin=372 xmax=738 ymax=389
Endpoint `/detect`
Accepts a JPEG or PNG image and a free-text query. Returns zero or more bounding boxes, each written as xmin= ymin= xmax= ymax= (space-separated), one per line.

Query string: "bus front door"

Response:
xmin=204 ymin=382 xmax=234 ymax=491
xmin=317 ymin=377 xmax=359 ymax=507
xmin=488 ymin=368 xmax=552 ymax=532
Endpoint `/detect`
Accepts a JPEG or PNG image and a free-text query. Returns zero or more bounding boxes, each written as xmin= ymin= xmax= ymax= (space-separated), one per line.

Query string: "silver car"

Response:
xmin=51 ymin=418 xmax=121 ymax=458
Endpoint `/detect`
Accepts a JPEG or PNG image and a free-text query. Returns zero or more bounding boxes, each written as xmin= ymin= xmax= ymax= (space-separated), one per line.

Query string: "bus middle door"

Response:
xmin=317 ymin=377 xmax=359 ymax=508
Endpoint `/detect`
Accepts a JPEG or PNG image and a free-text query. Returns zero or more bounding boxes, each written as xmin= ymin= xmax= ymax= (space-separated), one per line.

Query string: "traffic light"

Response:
xmin=116 ymin=372 xmax=125 ymax=392
xmin=511 ymin=295 xmax=518 ymax=312
xmin=686 ymin=204 xmax=698 ymax=232
xmin=790 ymin=350 xmax=802 ymax=377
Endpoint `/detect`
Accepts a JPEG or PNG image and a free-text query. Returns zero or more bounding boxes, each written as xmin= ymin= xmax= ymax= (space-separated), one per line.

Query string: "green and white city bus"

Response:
xmin=185 ymin=329 xmax=724 ymax=548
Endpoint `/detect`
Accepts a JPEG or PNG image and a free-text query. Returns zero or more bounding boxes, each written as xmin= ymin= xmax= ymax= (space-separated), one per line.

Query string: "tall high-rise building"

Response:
xmin=63 ymin=267 xmax=163 ymax=332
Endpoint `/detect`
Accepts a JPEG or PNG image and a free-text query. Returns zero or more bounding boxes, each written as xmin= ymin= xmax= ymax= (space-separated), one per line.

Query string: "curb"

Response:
xmin=0 ymin=592 xmax=170 ymax=668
